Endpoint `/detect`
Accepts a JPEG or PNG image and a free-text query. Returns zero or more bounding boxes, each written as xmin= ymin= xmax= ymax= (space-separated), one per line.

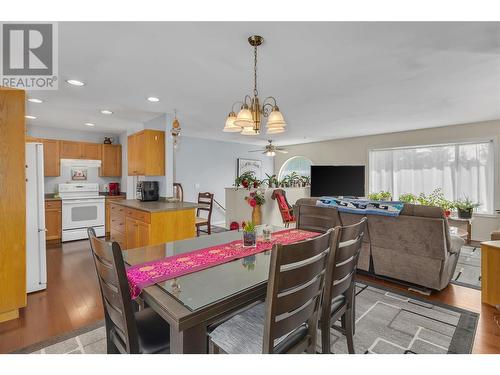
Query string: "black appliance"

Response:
xmin=310 ymin=165 xmax=365 ymax=197
xmin=136 ymin=181 xmax=159 ymax=202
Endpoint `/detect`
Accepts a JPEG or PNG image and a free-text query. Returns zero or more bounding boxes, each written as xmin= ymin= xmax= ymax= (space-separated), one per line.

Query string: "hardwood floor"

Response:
xmin=0 ymin=239 xmax=499 ymax=353
xmin=0 ymin=240 xmax=103 ymax=354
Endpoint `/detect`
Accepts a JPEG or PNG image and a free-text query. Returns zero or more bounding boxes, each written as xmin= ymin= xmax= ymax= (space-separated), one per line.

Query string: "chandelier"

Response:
xmin=223 ymin=35 xmax=287 ymax=135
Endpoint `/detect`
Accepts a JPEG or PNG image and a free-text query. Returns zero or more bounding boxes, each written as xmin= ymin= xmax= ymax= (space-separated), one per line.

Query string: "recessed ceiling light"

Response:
xmin=84 ymin=122 xmax=95 ymax=127
xmin=100 ymin=109 xmax=113 ymax=115
xmin=66 ymin=79 xmax=85 ymax=86
xmin=147 ymin=97 xmax=160 ymax=102
xmin=28 ymin=98 xmax=43 ymax=104
xmin=25 ymin=115 xmax=37 ymax=120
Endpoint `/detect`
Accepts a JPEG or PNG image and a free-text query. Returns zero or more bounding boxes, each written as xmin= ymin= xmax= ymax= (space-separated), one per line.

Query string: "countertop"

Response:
xmin=110 ymin=199 xmax=200 ymax=213
xmin=44 ymin=193 xmax=126 ymax=201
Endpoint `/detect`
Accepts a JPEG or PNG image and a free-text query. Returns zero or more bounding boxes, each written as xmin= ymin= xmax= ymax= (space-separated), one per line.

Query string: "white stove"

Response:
xmin=59 ymin=183 xmax=105 ymax=241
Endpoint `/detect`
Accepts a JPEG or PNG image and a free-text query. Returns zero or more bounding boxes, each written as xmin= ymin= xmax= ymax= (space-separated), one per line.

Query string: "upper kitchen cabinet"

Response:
xmin=60 ymin=140 xmax=82 ymax=159
xmin=60 ymin=140 xmax=102 ymax=160
xmin=42 ymin=139 xmax=60 ymax=177
xmin=127 ymin=129 xmax=165 ymax=176
xmin=100 ymin=144 xmax=122 ymax=177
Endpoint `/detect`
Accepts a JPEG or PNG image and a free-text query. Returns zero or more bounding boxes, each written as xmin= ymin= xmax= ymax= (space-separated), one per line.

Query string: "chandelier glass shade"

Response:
xmin=223 ymin=35 xmax=286 ymax=135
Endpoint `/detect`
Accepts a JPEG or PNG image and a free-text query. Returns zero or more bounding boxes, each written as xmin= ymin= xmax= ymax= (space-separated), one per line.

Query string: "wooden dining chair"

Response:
xmin=87 ymin=227 xmax=171 ymax=354
xmin=271 ymin=189 xmax=295 ymax=228
xmin=296 ymin=203 xmax=341 ymax=233
xmin=195 ymin=192 xmax=214 ymax=236
xmin=320 ymin=218 xmax=367 ymax=354
xmin=208 ymin=229 xmax=333 ymax=354
xmin=173 ymin=182 xmax=184 ymax=202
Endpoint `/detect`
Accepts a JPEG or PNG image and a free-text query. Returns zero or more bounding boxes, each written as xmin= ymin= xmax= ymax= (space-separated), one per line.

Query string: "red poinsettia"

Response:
xmin=249 ymin=199 xmax=257 ymax=207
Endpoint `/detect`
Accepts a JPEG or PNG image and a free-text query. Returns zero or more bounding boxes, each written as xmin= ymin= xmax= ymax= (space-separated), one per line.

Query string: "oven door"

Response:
xmin=62 ymin=198 xmax=105 ymax=230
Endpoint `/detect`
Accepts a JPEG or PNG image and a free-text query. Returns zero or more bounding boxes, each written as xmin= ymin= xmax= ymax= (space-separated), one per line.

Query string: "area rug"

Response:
xmin=451 ymin=245 xmax=481 ymax=290
xmin=17 ymin=282 xmax=477 ymax=354
xmin=325 ymin=282 xmax=478 ymax=354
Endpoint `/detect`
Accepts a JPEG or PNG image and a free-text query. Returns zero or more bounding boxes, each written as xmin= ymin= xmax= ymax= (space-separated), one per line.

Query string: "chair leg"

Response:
xmin=209 ymin=339 xmax=220 ymax=354
xmin=207 ymin=223 xmax=211 ymax=235
xmin=106 ymin=335 xmax=120 ymax=354
xmin=196 ymin=226 xmax=200 ymax=237
xmin=320 ymin=319 xmax=331 ymax=354
xmin=345 ymin=309 xmax=355 ymax=354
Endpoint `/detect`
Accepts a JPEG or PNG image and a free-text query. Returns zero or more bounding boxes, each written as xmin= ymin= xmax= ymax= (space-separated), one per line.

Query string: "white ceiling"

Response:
xmin=26 ymin=22 xmax=500 ymax=146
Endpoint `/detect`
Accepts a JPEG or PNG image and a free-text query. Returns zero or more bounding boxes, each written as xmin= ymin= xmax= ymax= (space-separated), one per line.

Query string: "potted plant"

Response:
xmin=245 ymin=191 xmax=265 ymax=225
xmin=242 ymin=221 xmax=257 ymax=247
xmin=300 ymin=175 xmax=311 ymax=187
xmin=398 ymin=193 xmax=417 ymax=204
xmin=234 ymin=171 xmax=256 ymax=189
xmin=368 ymin=191 xmax=392 ymax=201
xmin=454 ymin=197 xmax=480 ymax=219
xmin=262 ymin=173 xmax=279 ymax=188
xmin=289 ymin=172 xmax=301 ymax=187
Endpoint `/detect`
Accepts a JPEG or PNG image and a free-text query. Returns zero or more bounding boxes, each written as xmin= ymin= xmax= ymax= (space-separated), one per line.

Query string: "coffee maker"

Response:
xmin=136 ymin=181 xmax=159 ymax=202
xmin=108 ymin=182 xmax=120 ymax=196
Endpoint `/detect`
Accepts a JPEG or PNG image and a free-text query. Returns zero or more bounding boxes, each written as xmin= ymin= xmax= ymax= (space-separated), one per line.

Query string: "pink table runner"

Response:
xmin=126 ymin=229 xmax=320 ymax=299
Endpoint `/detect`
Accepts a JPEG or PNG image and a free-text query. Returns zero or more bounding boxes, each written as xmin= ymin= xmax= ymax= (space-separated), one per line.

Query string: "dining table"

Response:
xmin=122 ymin=225 xmax=308 ymax=354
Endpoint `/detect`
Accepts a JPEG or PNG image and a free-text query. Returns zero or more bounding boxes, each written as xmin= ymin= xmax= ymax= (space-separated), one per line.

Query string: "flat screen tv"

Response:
xmin=310 ymin=165 xmax=365 ymax=197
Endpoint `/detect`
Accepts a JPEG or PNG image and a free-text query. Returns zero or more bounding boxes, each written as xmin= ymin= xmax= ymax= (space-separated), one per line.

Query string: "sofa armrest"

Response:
xmin=449 ymin=234 xmax=465 ymax=254
xmin=491 ymin=229 xmax=500 ymax=240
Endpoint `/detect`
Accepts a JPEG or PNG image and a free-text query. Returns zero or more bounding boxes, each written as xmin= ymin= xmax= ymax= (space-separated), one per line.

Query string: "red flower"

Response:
xmin=249 ymin=199 xmax=257 ymax=207
xmin=253 ymin=181 xmax=259 ymax=188
xmin=242 ymin=180 xmax=249 ymax=188
xmin=250 ymin=192 xmax=255 ymax=197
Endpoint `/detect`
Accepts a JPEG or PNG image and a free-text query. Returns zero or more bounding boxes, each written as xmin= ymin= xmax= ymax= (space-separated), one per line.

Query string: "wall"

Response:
xmin=176 ymin=136 xmax=274 ymax=225
xmin=275 ymin=119 xmax=500 ymax=241
xmin=27 ymin=125 xmax=121 ymax=193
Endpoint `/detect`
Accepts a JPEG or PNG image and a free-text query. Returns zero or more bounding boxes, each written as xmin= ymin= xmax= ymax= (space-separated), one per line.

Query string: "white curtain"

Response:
xmin=369 ymin=142 xmax=494 ymax=213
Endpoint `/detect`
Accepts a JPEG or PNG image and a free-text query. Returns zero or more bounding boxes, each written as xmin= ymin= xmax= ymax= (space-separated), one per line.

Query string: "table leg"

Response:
xmin=467 ymin=221 xmax=472 ymax=244
xmin=170 ymin=323 xmax=207 ymax=354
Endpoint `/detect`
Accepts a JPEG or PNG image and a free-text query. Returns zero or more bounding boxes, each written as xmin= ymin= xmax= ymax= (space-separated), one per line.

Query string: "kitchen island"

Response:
xmin=110 ymin=199 xmax=198 ymax=250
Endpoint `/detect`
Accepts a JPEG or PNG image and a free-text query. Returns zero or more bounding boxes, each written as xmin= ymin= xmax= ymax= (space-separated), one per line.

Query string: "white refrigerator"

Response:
xmin=26 ymin=143 xmax=47 ymax=293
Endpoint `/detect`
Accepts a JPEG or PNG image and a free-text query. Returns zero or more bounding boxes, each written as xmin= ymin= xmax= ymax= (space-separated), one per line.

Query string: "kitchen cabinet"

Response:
xmin=45 ymin=200 xmax=62 ymax=241
xmin=100 ymin=144 xmax=122 ymax=177
xmin=60 ymin=141 xmax=102 ymax=160
xmin=109 ymin=201 xmax=195 ymax=250
xmin=125 ymin=217 xmax=151 ymax=249
xmin=127 ymin=129 xmax=165 ymax=176
xmin=60 ymin=140 xmax=82 ymax=159
xmin=0 ymin=87 xmax=26 ymax=322
xmin=105 ymin=195 xmax=125 ymax=234
xmin=42 ymin=139 xmax=60 ymax=177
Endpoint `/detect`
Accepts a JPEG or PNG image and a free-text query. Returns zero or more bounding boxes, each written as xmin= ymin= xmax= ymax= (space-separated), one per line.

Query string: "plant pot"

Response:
xmin=457 ymin=208 xmax=473 ymax=219
xmin=252 ymin=205 xmax=262 ymax=226
xmin=243 ymin=231 xmax=256 ymax=247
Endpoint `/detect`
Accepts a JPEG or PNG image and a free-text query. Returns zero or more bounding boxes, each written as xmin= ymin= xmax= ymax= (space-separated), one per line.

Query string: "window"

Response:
xmin=369 ymin=141 xmax=495 ymax=213
xmin=278 ymin=156 xmax=313 ymax=180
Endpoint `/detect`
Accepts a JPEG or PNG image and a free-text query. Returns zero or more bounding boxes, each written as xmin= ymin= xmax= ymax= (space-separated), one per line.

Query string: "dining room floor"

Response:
xmin=1 ymin=238 xmax=499 ymax=354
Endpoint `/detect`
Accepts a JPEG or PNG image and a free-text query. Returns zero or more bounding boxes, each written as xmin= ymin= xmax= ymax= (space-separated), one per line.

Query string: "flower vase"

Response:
xmin=252 ymin=205 xmax=262 ymax=225
xmin=243 ymin=230 xmax=257 ymax=247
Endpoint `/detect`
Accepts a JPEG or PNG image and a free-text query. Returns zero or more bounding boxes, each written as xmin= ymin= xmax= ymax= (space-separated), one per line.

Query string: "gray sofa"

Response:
xmin=295 ymin=198 xmax=465 ymax=291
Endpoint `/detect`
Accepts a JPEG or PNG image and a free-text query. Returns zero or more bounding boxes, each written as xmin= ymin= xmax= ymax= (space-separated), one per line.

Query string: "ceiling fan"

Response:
xmin=249 ymin=140 xmax=288 ymax=157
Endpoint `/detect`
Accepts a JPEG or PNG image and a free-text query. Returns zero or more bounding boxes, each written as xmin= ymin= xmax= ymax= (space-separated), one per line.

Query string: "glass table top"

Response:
xmin=122 ymin=226 xmax=282 ymax=312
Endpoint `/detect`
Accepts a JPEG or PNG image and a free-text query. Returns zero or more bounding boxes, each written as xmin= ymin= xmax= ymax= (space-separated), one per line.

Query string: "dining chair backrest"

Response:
xmin=87 ymin=227 xmax=139 ymax=353
xmin=296 ymin=203 xmax=341 ymax=233
xmin=173 ymin=183 xmax=184 ymax=202
xmin=321 ymin=218 xmax=367 ymax=319
xmin=262 ymin=229 xmax=333 ymax=353
xmin=197 ymin=192 xmax=214 ymax=221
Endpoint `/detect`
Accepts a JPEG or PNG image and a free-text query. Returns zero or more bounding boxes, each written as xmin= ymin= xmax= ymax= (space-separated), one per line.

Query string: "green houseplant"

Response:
xmin=262 ymin=173 xmax=279 ymax=188
xmin=398 ymin=193 xmax=417 ymax=204
xmin=454 ymin=197 xmax=480 ymax=219
xmin=234 ymin=171 xmax=257 ymax=189
xmin=242 ymin=221 xmax=257 ymax=247
xmin=368 ymin=191 xmax=392 ymax=201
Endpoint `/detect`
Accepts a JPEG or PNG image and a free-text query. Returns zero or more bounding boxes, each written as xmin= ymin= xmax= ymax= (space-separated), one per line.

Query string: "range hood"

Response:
xmin=60 ymin=158 xmax=102 ymax=167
